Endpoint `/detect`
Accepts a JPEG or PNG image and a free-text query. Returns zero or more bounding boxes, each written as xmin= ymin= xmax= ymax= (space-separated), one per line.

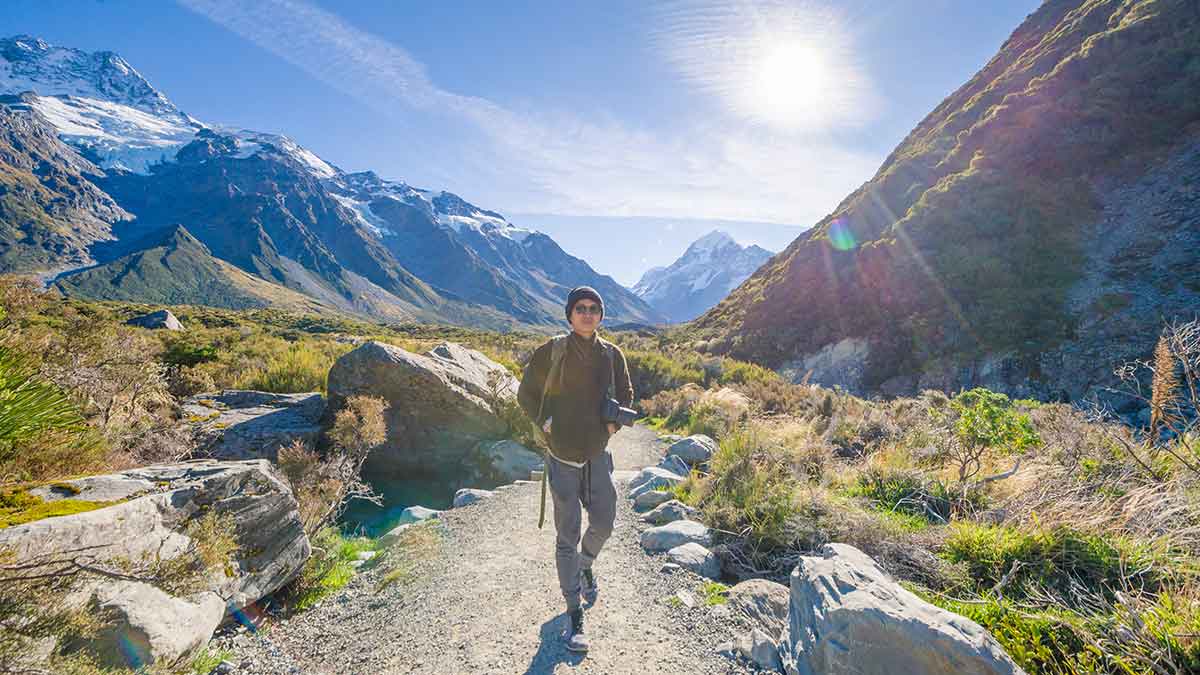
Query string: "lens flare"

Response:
xmin=828 ymin=218 xmax=856 ymax=251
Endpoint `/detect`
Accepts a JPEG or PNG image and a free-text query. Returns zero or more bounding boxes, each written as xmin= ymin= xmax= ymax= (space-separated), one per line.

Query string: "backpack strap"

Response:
xmin=536 ymin=334 xmax=567 ymax=530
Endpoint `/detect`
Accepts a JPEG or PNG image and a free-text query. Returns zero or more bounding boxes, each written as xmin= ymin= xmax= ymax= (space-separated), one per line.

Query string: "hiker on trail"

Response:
xmin=517 ymin=286 xmax=635 ymax=653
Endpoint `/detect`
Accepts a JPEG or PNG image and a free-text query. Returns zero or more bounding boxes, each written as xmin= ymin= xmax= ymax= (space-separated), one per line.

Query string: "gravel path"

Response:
xmin=220 ymin=425 xmax=754 ymax=675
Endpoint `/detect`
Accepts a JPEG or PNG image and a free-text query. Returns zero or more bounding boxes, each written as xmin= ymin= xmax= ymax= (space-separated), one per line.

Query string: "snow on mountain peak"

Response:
xmin=686 ymin=229 xmax=737 ymax=256
xmin=1 ymin=35 xmax=177 ymax=115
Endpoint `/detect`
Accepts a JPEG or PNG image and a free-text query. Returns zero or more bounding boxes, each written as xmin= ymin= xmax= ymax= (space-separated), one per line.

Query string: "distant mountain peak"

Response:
xmin=0 ymin=34 xmax=178 ymax=116
xmin=632 ymin=231 xmax=772 ymax=323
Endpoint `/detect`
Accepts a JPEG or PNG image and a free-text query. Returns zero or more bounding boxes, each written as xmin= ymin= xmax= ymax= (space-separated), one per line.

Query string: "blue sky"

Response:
xmin=3 ymin=0 xmax=1039 ymax=285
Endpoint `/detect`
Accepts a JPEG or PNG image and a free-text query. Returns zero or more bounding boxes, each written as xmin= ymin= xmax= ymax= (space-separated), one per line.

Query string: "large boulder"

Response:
xmin=453 ymin=488 xmax=495 ymax=508
xmin=326 ymin=341 xmax=518 ymax=477
xmin=183 ymin=390 xmax=324 ymax=461
xmin=781 ymin=544 xmax=1024 ymax=675
xmin=634 ymin=489 xmax=673 ymax=511
xmin=657 ymin=453 xmax=690 ymax=477
xmin=640 ymin=519 xmax=712 ymax=552
xmin=87 ymin=580 xmax=225 ymax=668
xmin=0 ymin=460 xmax=310 ymax=668
xmin=126 ymin=309 xmax=183 ymax=330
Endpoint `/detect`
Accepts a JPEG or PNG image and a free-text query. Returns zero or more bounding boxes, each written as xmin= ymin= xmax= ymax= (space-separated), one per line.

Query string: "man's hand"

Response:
xmin=542 ymin=417 xmax=553 ymax=434
xmin=607 ymin=422 xmax=619 ymax=435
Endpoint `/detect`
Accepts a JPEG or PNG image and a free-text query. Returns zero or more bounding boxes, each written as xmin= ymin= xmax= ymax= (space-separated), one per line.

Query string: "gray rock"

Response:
xmin=397 ymin=505 xmax=441 ymax=525
xmin=667 ymin=435 xmax=717 ymax=465
xmin=126 ymin=309 xmax=183 ymax=330
xmin=211 ymin=661 xmax=236 ymax=675
xmin=380 ymin=523 xmax=413 ymax=547
xmin=470 ymin=439 xmax=543 ymax=485
xmin=667 ymin=542 xmax=721 ymax=579
xmin=727 ymin=579 xmax=790 ymax=640
xmin=326 ymin=341 xmax=518 ymax=478
xmin=633 ymin=489 xmax=673 ymax=511
xmin=660 ymin=562 xmax=682 ymax=574
xmin=627 ymin=466 xmax=684 ymax=501
xmin=657 ymin=454 xmax=690 ymax=477
xmin=87 ymin=581 xmax=224 ymax=669
xmin=641 ymin=499 xmax=698 ymax=525
xmin=0 ymin=460 xmax=309 ymax=668
xmin=453 ymin=488 xmax=495 ymax=508
xmin=674 ymin=590 xmax=697 ymax=609
xmin=28 ymin=474 xmax=155 ymax=503
xmin=780 ymin=543 xmax=1025 ymax=675
xmin=640 ymin=520 xmax=712 ymax=552
xmin=182 ymin=390 xmax=324 ymax=461
xmin=743 ymin=628 xmax=784 ymax=672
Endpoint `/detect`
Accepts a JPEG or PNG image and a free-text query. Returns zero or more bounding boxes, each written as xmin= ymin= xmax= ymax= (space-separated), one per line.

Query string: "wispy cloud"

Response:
xmin=177 ymin=0 xmax=883 ymax=225
xmin=649 ymin=0 xmax=881 ymax=132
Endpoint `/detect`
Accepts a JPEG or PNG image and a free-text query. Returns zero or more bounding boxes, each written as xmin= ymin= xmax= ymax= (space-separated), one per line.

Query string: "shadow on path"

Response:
xmin=523 ymin=612 xmax=586 ymax=674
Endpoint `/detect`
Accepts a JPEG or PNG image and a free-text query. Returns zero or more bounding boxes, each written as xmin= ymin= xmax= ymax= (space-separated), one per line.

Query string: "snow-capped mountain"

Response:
xmin=0 ymin=35 xmax=662 ymax=328
xmin=633 ymin=230 xmax=772 ymax=323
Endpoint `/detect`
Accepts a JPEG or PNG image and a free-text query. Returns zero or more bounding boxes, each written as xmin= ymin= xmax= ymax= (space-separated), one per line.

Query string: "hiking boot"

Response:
xmin=563 ymin=608 xmax=589 ymax=653
xmin=581 ymin=567 xmax=598 ymax=604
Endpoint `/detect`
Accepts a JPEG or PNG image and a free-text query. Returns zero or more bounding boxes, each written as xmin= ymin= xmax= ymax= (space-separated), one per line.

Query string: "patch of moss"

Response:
xmin=0 ymin=489 xmax=117 ymax=528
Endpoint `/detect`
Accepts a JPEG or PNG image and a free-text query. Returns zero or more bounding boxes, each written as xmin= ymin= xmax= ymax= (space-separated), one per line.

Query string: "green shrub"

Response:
xmin=284 ymin=527 xmax=378 ymax=610
xmin=692 ymin=429 xmax=800 ymax=550
xmin=685 ymin=401 xmax=739 ymax=440
xmin=942 ymin=522 xmax=1167 ymax=604
xmin=943 ymin=388 xmax=1040 ymax=456
xmin=848 ymin=467 xmax=964 ymax=523
xmin=717 ymin=359 xmax=781 ymax=386
xmin=236 ymin=341 xmax=349 ymax=393
xmin=625 ymin=350 xmax=704 ymax=399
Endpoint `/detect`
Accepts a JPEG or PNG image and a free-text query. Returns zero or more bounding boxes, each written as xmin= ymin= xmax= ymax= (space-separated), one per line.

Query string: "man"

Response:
xmin=517 ymin=286 xmax=634 ymax=653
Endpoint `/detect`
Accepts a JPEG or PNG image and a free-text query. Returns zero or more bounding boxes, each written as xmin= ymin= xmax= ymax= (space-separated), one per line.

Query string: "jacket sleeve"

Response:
xmin=517 ymin=341 xmax=552 ymax=423
xmin=613 ymin=345 xmax=634 ymax=408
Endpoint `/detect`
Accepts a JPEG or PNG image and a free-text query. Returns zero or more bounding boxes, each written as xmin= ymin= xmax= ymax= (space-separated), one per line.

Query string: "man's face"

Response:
xmin=569 ymin=299 xmax=602 ymax=335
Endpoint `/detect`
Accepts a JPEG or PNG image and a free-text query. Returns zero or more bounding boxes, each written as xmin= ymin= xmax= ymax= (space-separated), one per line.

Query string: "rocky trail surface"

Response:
xmin=221 ymin=425 xmax=752 ymax=674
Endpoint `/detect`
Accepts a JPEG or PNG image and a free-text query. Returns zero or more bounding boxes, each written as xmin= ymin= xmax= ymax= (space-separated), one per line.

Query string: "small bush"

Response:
xmin=690 ymin=429 xmax=800 ymax=551
xmin=941 ymin=522 xmax=1167 ymax=604
xmin=625 ymin=350 xmax=704 ymax=399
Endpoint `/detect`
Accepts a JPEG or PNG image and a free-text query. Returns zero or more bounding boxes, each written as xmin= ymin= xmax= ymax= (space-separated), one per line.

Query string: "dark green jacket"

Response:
xmin=517 ymin=331 xmax=634 ymax=464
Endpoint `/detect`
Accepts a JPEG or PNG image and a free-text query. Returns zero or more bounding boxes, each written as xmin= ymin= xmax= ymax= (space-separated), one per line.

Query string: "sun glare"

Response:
xmin=654 ymin=1 xmax=876 ymax=133
xmin=751 ymin=42 xmax=828 ymax=126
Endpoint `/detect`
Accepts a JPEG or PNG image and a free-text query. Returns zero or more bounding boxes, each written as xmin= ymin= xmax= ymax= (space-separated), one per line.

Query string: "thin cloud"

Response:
xmin=177 ymin=0 xmax=882 ymax=225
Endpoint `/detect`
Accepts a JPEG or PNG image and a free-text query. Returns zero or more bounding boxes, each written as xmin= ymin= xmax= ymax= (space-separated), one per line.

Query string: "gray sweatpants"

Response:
xmin=547 ymin=450 xmax=617 ymax=611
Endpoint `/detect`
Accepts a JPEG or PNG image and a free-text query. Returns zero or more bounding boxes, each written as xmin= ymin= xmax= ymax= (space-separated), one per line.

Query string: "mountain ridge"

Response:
xmin=633 ymin=229 xmax=772 ymax=323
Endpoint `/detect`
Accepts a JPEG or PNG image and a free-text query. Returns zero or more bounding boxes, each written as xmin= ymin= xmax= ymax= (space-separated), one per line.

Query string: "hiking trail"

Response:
xmin=221 ymin=425 xmax=753 ymax=674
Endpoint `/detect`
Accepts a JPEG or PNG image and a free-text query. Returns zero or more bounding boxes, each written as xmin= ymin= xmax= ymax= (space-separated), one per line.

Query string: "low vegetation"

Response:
xmin=652 ymin=320 xmax=1200 ymax=675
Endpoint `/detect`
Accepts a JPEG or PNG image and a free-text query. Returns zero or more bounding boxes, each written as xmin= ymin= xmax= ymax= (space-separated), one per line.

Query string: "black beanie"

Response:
xmin=565 ymin=286 xmax=604 ymax=320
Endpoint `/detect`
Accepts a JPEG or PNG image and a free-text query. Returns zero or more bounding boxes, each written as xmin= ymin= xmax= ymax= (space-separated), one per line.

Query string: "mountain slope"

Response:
xmin=692 ymin=0 xmax=1200 ymax=401
xmin=0 ymin=94 xmax=127 ymax=274
xmin=633 ymin=230 xmax=772 ymax=323
xmin=0 ymin=35 xmax=661 ymax=329
xmin=53 ymin=225 xmax=334 ymax=313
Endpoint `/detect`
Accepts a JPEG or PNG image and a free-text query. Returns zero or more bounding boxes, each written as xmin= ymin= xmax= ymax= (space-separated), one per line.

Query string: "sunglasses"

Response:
xmin=573 ymin=304 xmax=602 ymax=315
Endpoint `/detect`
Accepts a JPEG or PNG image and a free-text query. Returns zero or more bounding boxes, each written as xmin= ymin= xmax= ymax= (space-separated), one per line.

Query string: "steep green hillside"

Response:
xmin=52 ymin=225 xmax=334 ymax=313
xmin=692 ymin=0 xmax=1200 ymax=398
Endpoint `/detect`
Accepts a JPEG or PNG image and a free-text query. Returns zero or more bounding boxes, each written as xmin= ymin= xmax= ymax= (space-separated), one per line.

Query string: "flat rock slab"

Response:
xmin=183 ymin=390 xmax=324 ymax=461
xmin=641 ymin=499 xmax=698 ymax=525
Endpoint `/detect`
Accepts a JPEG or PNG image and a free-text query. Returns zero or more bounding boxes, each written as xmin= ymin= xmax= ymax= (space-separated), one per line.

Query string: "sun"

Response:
xmin=749 ymin=42 xmax=828 ymax=126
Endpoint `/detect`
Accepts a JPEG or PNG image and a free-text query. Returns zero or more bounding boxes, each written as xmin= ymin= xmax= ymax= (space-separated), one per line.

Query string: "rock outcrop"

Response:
xmin=126 ymin=308 xmax=184 ymax=330
xmin=780 ymin=544 xmax=1023 ymax=675
xmin=0 ymin=460 xmax=309 ymax=668
xmin=726 ymin=579 xmax=790 ymax=640
xmin=326 ymin=341 xmax=518 ymax=478
xmin=183 ymin=390 xmax=324 ymax=461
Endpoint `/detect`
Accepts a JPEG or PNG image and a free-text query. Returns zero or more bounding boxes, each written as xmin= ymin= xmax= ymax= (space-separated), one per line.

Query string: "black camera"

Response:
xmin=602 ymin=398 xmax=638 ymax=427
